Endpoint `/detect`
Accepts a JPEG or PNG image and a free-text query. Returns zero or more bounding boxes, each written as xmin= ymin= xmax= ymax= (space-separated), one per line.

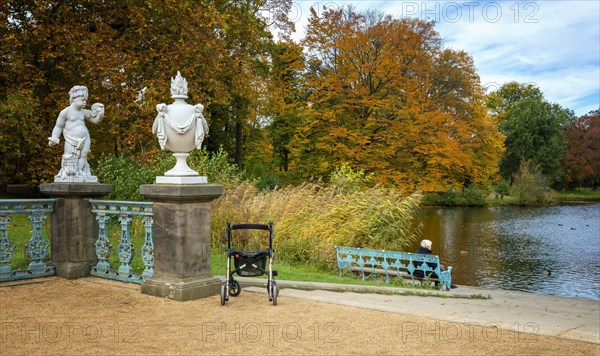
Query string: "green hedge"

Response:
xmin=422 ymin=186 xmax=487 ymax=207
xmin=96 ymin=148 xmax=240 ymax=201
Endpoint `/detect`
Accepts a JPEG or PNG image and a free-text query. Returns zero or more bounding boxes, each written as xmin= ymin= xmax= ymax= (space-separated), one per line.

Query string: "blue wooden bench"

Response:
xmin=335 ymin=246 xmax=453 ymax=290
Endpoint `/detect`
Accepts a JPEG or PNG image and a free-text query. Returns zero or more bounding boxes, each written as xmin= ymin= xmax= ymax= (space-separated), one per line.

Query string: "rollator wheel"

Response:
xmin=270 ymin=281 xmax=279 ymax=306
xmin=267 ymin=281 xmax=273 ymax=301
xmin=229 ymin=279 xmax=241 ymax=297
xmin=220 ymin=282 xmax=227 ymax=305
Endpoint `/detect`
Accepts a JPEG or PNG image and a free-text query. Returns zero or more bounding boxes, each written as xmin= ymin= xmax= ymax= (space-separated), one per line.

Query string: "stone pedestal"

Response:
xmin=139 ymin=184 xmax=224 ymax=301
xmin=39 ymin=183 xmax=112 ymax=279
xmin=155 ymin=176 xmax=208 ymax=184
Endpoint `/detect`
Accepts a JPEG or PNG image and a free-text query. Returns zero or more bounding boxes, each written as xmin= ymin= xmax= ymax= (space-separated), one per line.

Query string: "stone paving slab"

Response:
xmin=229 ymin=277 xmax=600 ymax=344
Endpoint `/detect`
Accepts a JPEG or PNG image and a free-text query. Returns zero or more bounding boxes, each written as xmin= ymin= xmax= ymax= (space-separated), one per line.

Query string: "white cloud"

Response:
xmin=285 ymin=0 xmax=600 ymax=116
xmin=432 ymin=0 xmax=600 ymax=115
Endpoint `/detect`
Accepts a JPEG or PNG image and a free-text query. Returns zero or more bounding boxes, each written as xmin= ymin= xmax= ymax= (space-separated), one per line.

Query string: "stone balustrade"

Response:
xmin=88 ymin=200 xmax=154 ymax=284
xmin=3 ymin=181 xmax=223 ymax=302
xmin=0 ymin=199 xmax=56 ymax=282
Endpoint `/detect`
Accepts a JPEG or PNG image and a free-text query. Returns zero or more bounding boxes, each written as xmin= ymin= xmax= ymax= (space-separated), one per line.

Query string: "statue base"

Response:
xmin=54 ymin=174 xmax=98 ymax=183
xmin=155 ymin=176 xmax=208 ymax=184
xmin=141 ymin=276 xmax=221 ymax=301
xmin=39 ymin=183 xmax=112 ymax=279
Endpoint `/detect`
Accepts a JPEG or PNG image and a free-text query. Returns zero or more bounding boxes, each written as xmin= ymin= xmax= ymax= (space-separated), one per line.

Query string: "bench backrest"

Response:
xmin=335 ymin=245 xmax=440 ymax=275
xmin=334 ymin=246 xmax=452 ymax=290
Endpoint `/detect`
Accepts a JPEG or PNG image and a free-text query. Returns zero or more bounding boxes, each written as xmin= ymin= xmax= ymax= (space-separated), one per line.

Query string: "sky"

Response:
xmin=276 ymin=0 xmax=600 ymax=116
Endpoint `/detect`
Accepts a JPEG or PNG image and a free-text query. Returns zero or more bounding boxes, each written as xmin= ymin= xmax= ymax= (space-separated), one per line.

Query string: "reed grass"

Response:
xmin=211 ymin=181 xmax=422 ymax=269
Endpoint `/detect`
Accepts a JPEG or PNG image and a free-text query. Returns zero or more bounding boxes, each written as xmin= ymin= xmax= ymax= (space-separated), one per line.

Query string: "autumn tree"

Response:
xmin=0 ymin=0 xmax=291 ymax=186
xmin=252 ymin=40 xmax=306 ymax=180
xmin=488 ymin=82 xmax=574 ymax=186
xmin=292 ymin=6 xmax=503 ymax=191
xmin=563 ymin=110 xmax=600 ymax=188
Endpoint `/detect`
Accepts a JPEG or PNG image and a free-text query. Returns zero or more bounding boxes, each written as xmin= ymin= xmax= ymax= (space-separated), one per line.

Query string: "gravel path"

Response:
xmin=1 ymin=277 xmax=598 ymax=355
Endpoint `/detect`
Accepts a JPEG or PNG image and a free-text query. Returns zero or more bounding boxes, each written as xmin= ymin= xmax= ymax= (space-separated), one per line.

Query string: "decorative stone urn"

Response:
xmin=152 ymin=71 xmax=209 ymax=184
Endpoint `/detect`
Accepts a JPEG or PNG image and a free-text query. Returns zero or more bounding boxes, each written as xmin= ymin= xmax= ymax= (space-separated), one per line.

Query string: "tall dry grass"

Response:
xmin=211 ymin=181 xmax=422 ymax=269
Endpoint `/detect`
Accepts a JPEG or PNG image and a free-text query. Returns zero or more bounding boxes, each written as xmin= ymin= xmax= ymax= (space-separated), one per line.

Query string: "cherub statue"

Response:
xmin=48 ymin=86 xmax=105 ymax=183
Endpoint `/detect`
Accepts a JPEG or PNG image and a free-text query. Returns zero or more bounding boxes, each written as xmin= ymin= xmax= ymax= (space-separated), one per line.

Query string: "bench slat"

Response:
xmin=348 ymin=266 xmax=416 ymax=279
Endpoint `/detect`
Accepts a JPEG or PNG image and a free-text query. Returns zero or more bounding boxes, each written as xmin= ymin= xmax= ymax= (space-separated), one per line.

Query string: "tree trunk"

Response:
xmin=235 ymin=121 xmax=243 ymax=168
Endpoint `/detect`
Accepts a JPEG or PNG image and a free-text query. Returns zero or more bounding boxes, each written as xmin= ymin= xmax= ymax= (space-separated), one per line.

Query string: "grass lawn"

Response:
xmin=210 ymin=249 xmax=420 ymax=288
xmin=2 ymin=213 xmax=52 ymax=270
xmin=557 ymin=189 xmax=600 ymax=202
xmin=486 ymin=189 xmax=600 ymax=206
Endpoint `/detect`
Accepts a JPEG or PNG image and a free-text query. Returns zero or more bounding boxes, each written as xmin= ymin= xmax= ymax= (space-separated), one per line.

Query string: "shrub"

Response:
xmin=187 ymin=147 xmax=242 ymax=189
xmin=422 ymin=186 xmax=487 ymax=206
xmin=511 ymin=160 xmax=552 ymax=206
xmin=493 ymin=179 xmax=511 ymax=199
xmin=439 ymin=187 xmax=463 ymax=206
xmin=96 ymin=148 xmax=241 ymax=201
xmin=95 ymin=154 xmax=162 ymax=201
xmin=461 ymin=186 xmax=487 ymax=206
xmin=328 ymin=163 xmax=374 ymax=193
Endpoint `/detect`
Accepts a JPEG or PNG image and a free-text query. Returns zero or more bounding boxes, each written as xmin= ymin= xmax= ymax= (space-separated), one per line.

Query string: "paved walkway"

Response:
xmin=232 ymin=277 xmax=600 ymax=344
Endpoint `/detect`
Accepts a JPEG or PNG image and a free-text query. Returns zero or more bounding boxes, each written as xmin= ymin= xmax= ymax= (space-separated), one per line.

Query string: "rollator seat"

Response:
xmin=232 ymin=249 xmax=269 ymax=277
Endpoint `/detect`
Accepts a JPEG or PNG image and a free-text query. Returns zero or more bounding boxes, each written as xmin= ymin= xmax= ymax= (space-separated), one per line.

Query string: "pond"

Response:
xmin=414 ymin=204 xmax=600 ymax=301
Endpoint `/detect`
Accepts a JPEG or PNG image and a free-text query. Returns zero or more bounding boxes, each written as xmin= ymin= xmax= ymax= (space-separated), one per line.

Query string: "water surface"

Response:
xmin=414 ymin=204 xmax=600 ymax=300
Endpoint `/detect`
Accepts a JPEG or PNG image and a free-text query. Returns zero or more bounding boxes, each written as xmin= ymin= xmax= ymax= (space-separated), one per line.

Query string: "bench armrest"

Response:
xmin=439 ymin=266 xmax=453 ymax=290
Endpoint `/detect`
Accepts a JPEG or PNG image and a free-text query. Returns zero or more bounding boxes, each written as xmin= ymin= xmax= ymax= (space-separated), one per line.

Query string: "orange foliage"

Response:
xmin=292 ymin=6 xmax=503 ymax=191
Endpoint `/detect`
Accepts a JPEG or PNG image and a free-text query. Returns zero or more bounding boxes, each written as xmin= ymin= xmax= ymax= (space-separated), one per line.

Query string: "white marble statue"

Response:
xmin=48 ymin=86 xmax=105 ymax=183
xmin=152 ymin=71 xmax=209 ymax=184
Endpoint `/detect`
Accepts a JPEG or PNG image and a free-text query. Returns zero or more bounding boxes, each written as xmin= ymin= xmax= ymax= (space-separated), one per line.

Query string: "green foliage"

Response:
xmin=422 ymin=186 xmax=487 ymax=206
xmin=244 ymin=167 xmax=284 ymax=191
xmin=510 ymin=160 xmax=552 ymax=206
xmin=211 ymin=181 xmax=421 ymax=269
xmin=461 ymin=186 xmax=488 ymax=206
xmin=95 ymin=155 xmax=162 ymax=201
xmin=493 ymin=180 xmax=511 ymax=199
xmin=0 ymin=90 xmax=53 ymax=186
xmin=96 ymin=148 xmax=241 ymax=201
xmin=436 ymin=188 xmax=462 ymax=206
xmin=328 ymin=163 xmax=375 ymax=193
xmin=187 ymin=147 xmax=242 ymax=189
xmin=489 ymin=82 xmax=573 ymax=186
xmin=487 ymin=81 xmax=544 ymax=119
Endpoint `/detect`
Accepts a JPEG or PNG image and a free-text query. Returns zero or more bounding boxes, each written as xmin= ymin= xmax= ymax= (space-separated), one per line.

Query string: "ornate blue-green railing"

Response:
xmin=88 ymin=200 xmax=153 ymax=284
xmin=0 ymin=199 xmax=56 ymax=282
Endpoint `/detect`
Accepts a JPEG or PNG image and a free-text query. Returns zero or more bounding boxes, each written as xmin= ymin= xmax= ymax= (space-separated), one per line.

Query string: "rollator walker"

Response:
xmin=220 ymin=221 xmax=279 ymax=305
